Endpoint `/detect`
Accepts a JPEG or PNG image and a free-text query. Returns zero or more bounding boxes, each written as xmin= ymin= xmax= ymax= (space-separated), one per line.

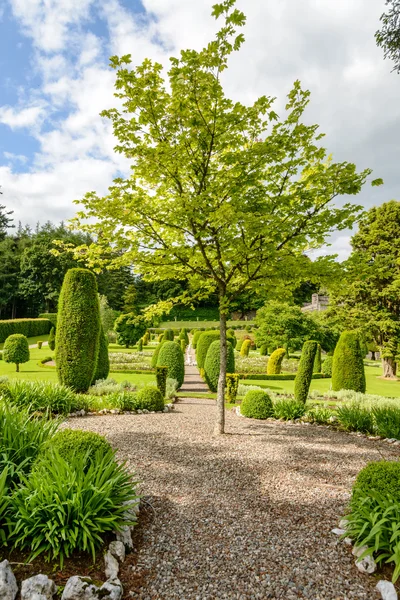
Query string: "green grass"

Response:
xmin=159 ymin=320 xmax=255 ymax=329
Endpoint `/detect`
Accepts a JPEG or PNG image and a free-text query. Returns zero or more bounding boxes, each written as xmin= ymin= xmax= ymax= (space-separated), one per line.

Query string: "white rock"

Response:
xmin=21 ymin=574 xmax=57 ymax=600
xmin=109 ymin=540 xmax=126 ymax=563
xmin=355 ymin=554 xmax=377 ymax=574
xmin=0 ymin=560 xmax=18 ymax=600
xmin=163 ymin=407 xmax=169 ymax=413
xmin=352 ymin=544 xmax=368 ymax=558
xmin=110 ymin=409 xmax=120 ymax=414
xmin=331 ymin=528 xmax=346 ymax=536
xmin=376 ymin=580 xmax=398 ymax=600
xmin=166 ymin=403 xmax=174 ymax=410
xmin=104 ymin=550 xmax=119 ymax=580
xmin=339 ymin=518 xmax=349 ymax=529
xmin=115 ymin=525 xmax=133 ymax=549
xmin=344 ymin=537 xmax=353 ymax=545
xmin=100 ymin=579 xmax=123 ymax=600
xmin=137 ymin=410 xmax=143 ymax=414
xmin=61 ymin=576 xmax=98 ymax=600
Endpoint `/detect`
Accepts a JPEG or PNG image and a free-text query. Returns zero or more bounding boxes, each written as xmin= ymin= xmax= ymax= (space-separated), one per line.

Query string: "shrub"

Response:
xmin=135 ymin=386 xmax=164 ymax=411
xmin=11 ymin=450 xmax=138 ymax=566
xmin=321 ymin=355 xmax=333 ymax=376
xmin=48 ymin=326 xmax=56 ymax=351
xmin=313 ymin=343 xmax=321 ymax=373
xmin=114 ymin=313 xmax=148 ymax=348
xmin=294 ymin=340 xmax=318 ymax=403
xmin=179 ymin=328 xmax=189 ymax=344
xmin=204 ymin=340 xmax=235 ymax=393
xmin=267 ymin=348 xmax=285 ymax=374
xmin=156 ymin=365 xmax=168 ymax=398
xmin=56 ymin=269 xmax=101 ymax=393
xmin=372 ymin=406 xmax=400 ymax=439
xmin=332 ymin=331 xmax=366 ymax=393
xmin=336 ymin=402 xmax=374 ymax=433
xmin=163 ymin=329 xmax=174 ymax=341
xmin=259 ymin=344 xmax=268 ymax=356
xmin=165 ymin=377 xmax=178 ymax=400
xmin=157 ymin=341 xmax=185 ymax=388
xmin=42 ymin=429 xmax=112 ymax=464
xmin=305 ymin=405 xmax=334 ymax=424
xmin=157 ymin=333 xmax=163 ymax=343
xmin=196 ymin=331 xmax=220 ymax=369
xmin=37 ymin=341 xmax=43 ymax=350
xmin=273 ymin=398 xmax=306 ymax=420
xmin=137 ymin=338 xmax=143 ymax=352
xmin=352 ymin=461 xmax=400 ymax=506
xmin=241 ymin=390 xmax=273 ymax=419
xmin=151 ymin=341 xmax=165 ymax=368
xmin=180 ymin=339 xmax=187 ymax=353
xmin=236 ymin=339 xmax=243 ymax=351
xmin=226 ymin=373 xmax=240 ymax=403
xmin=38 ymin=313 xmax=57 ymax=328
xmin=5 ymin=380 xmax=75 ymax=415
xmin=3 ymin=334 xmax=30 ymax=372
xmin=92 ymin=326 xmax=110 ymax=383
xmin=240 ymin=339 xmax=251 ymax=357
xmin=0 ymin=351 xmax=2 ymax=360
xmin=0 ymin=318 xmax=52 ymax=344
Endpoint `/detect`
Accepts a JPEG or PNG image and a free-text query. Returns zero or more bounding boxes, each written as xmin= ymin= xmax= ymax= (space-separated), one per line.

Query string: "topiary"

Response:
xmin=3 ymin=334 xmax=30 ymax=372
xmin=157 ymin=341 xmax=185 ymax=388
xmin=158 ymin=333 xmax=163 ymax=343
xmin=56 ymin=269 xmax=101 ymax=393
xmin=259 ymin=344 xmax=268 ymax=356
xmin=114 ymin=313 xmax=147 ymax=348
xmin=204 ymin=340 xmax=235 ymax=393
xmin=332 ymin=331 xmax=366 ymax=393
xmin=162 ymin=329 xmax=174 ymax=341
xmin=267 ymin=348 xmax=286 ymax=374
xmin=236 ymin=339 xmax=243 ymax=351
xmin=226 ymin=373 xmax=239 ymax=403
xmin=351 ymin=460 xmax=400 ymax=509
xmin=196 ymin=331 xmax=221 ymax=369
xmin=43 ymin=429 xmax=111 ymax=464
xmin=48 ymin=326 xmax=56 ymax=351
xmin=192 ymin=330 xmax=202 ymax=349
xmin=180 ymin=339 xmax=187 ymax=353
xmin=313 ymin=343 xmax=322 ymax=373
xmin=179 ymin=328 xmax=189 ymax=345
xmin=241 ymin=389 xmax=273 ymax=419
xmin=156 ymin=366 xmax=168 ymax=398
xmin=135 ymin=386 xmax=164 ymax=411
xmin=137 ymin=338 xmax=143 ymax=352
xmin=92 ymin=326 xmax=110 ymax=383
xmin=240 ymin=339 xmax=251 ymax=357
xmin=294 ymin=340 xmax=318 ymax=404
xmin=321 ymin=355 xmax=333 ymax=376
xmin=37 ymin=341 xmax=43 ymax=350
xmin=151 ymin=341 xmax=165 ymax=368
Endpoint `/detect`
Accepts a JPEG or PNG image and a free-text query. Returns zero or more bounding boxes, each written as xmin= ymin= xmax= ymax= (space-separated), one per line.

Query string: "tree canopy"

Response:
xmin=376 ymin=0 xmax=400 ymax=73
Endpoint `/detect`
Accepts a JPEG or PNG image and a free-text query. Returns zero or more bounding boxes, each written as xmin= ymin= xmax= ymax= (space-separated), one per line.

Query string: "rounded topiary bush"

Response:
xmin=351 ymin=460 xmax=400 ymax=508
xmin=204 ymin=340 xmax=235 ymax=392
xmin=151 ymin=341 xmax=165 ymax=368
xmin=294 ymin=340 xmax=318 ymax=404
xmin=44 ymin=429 xmax=112 ymax=463
xmin=3 ymin=334 xmax=30 ymax=372
xmin=56 ymin=269 xmax=101 ymax=393
xmin=240 ymin=339 xmax=251 ymax=357
xmin=135 ymin=386 xmax=164 ymax=411
xmin=196 ymin=331 xmax=220 ymax=369
xmin=241 ymin=390 xmax=273 ymax=419
xmin=267 ymin=348 xmax=286 ymax=374
xmin=48 ymin=326 xmax=56 ymax=351
xmin=92 ymin=326 xmax=110 ymax=384
xmin=321 ymin=355 xmax=333 ymax=376
xmin=259 ymin=344 xmax=268 ymax=356
xmin=332 ymin=331 xmax=366 ymax=393
xmin=192 ymin=330 xmax=202 ymax=349
xmin=157 ymin=341 xmax=185 ymax=388
xmin=163 ymin=329 xmax=174 ymax=341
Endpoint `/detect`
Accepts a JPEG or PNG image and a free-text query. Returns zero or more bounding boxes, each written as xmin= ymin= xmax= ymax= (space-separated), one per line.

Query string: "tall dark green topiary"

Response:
xmin=56 ymin=268 xmax=101 ymax=393
xmin=157 ymin=341 xmax=185 ymax=388
xmin=3 ymin=334 xmax=30 ymax=372
xmin=313 ymin=343 xmax=321 ymax=373
xmin=48 ymin=326 xmax=56 ymax=351
xmin=204 ymin=340 xmax=235 ymax=393
xmin=137 ymin=338 xmax=143 ymax=352
xmin=294 ymin=340 xmax=318 ymax=403
xmin=332 ymin=331 xmax=366 ymax=393
xmin=321 ymin=355 xmax=333 ymax=376
xmin=92 ymin=326 xmax=110 ymax=383
xmin=156 ymin=366 xmax=168 ymax=398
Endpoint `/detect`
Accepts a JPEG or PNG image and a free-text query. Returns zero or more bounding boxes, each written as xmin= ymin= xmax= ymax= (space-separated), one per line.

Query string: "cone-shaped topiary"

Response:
xmin=192 ymin=330 xmax=202 ymax=349
xmin=48 ymin=326 xmax=56 ymax=351
xmin=163 ymin=329 xmax=174 ymax=341
xmin=241 ymin=389 xmax=273 ymax=419
xmin=56 ymin=268 xmax=101 ymax=393
xmin=179 ymin=328 xmax=189 ymax=344
xmin=259 ymin=343 xmax=268 ymax=356
xmin=240 ymin=339 xmax=251 ymax=357
xmin=196 ymin=331 xmax=221 ymax=369
xmin=151 ymin=340 xmax=165 ymax=368
xmin=267 ymin=348 xmax=286 ymax=374
xmin=321 ymin=355 xmax=333 ymax=376
xmin=332 ymin=331 xmax=366 ymax=392
xmin=313 ymin=343 xmax=322 ymax=373
xmin=157 ymin=341 xmax=185 ymax=388
xmin=294 ymin=340 xmax=318 ymax=403
xmin=204 ymin=340 xmax=235 ymax=392
xmin=3 ymin=334 xmax=30 ymax=372
xmin=92 ymin=326 xmax=110 ymax=383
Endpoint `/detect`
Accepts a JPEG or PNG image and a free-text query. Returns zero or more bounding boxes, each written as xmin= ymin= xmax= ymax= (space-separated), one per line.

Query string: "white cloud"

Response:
xmin=0 ymin=104 xmax=45 ymax=129
xmin=3 ymin=152 xmax=28 ymax=163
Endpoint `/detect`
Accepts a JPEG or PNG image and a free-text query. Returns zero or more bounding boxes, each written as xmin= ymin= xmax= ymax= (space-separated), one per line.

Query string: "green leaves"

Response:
xmin=371 ymin=178 xmax=384 ymax=186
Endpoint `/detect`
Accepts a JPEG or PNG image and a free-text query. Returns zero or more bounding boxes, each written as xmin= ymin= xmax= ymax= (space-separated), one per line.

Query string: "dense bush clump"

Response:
xmin=42 ymin=429 xmax=112 ymax=464
xmin=157 ymin=341 xmax=185 ymax=388
xmin=92 ymin=326 xmax=110 ymax=383
xmin=351 ymin=460 xmax=400 ymax=507
xmin=48 ymin=326 xmax=56 ymax=351
xmin=332 ymin=331 xmax=366 ymax=393
xmin=192 ymin=330 xmax=202 ymax=349
xmin=294 ymin=340 xmax=318 ymax=403
xmin=321 ymin=355 xmax=333 ymax=376
xmin=241 ymin=390 xmax=273 ymax=419
xmin=240 ymin=339 xmax=251 ymax=357
xmin=273 ymin=398 xmax=307 ymax=420
xmin=259 ymin=344 xmax=268 ymax=356
xmin=372 ymin=406 xmax=400 ymax=439
xmin=156 ymin=366 xmax=168 ymax=398
xmin=114 ymin=313 xmax=147 ymax=348
xmin=135 ymin=386 xmax=164 ymax=411
xmin=267 ymin=348 xmax=286 ymax=374
xmin=336 ymin=402 xmax=374 ymax=433
xmin=3 ymin=334 xmax=30 ymax=372
xmin=0 ymin=318 xmax=52 ymax=344
xmin=196 ymin=331 xmax=221 ymax=369
xmin=203 ymin=340 xmax=235 ymax=392
xmin=56 ymin=269 xmax=101 ymax=393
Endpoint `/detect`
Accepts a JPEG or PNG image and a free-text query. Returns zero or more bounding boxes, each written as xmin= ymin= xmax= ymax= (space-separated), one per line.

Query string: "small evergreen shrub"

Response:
xmin=3 ymin=334 xmax=30 ymax=372
xmin=196 ymin=331 xmax=220 ymax=369
xmin=37 ymin=341 xmax=43 ymax=350
xmin=43 ymin=429 xmax=112 ymax=463
xmin=92 ymin=326 xmax=110 ymax=383
xmin=48 ymin=326 xmax=56 ymax=351
xmin=267 ymin=348 xmax=285 ymax=374
xmin=273 ymin=398 xmax=306 ymax=420
xmin=241 ymin=390 xmax=273 ymax=419
xmin=179 ymin=328 xmax=189 ymax=344
xmin=313 ymin=344 xmax=321 ymax=373
xmin=332 ymin=331 xmax=366 ymax=393
xmin=294 ymin=340 xmax=318 ymax=403
xmin=259 ymin=344 xmax=268 ymax=356
xmin=352 ymin=461 xmax=400 ymax=507
xmin=204 ymin=340 xmax=235 ymax=393
xmin=180 ymin=339 xmax=187 ymax=353
xmin=151 ymin=341 xmax=165 ymax=368
xmin=137 ymin=338 xmax=143 ymax=352
xmin=157 ymin=341 xmax=184 ymax=388
xmin=156 ymin=365 xmax=168 ymax=398
xmin=321 ymin=355 xmax=333 ymax=376
xmin=163 ymin=329 xmax=174 ymax=341
xmin=192 ymin=330 xmax=202 ymax=349
xmin=240 ymin=339 xmax=251 ymax=357
xmin=226 ymin=373 xmax=240 ymax=403
xmin=135 ymin=386 xmax=164 ymax=411
xmin=236 ymin=339 xmax=243 ymax=351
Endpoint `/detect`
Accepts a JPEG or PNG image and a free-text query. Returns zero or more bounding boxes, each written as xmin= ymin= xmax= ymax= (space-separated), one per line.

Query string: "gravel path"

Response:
xmin=66 ymin=398 xmax=400 ymax=599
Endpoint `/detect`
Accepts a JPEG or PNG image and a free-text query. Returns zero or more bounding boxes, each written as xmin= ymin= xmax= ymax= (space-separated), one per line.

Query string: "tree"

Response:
xmin=0 ymin=196 xmax=13 ymax=241
xmin=255 ymin=302 xmax=320 ymax=353
xmin=70 ymin=0 xmax=376 ymax=434
xmin=114 ymin=313 xmax=147 ymax=347
xmin=376 ymin=0 xmax=400 ymax=73
xmin=332 ymin=331 xmax=366 ymax=393
xmin=3 ymin=334 xmax=30 ymax=372
xmin=328 ymin=201 xmax=400 ymax=378
xmin=99 ymin=295 xmax=117 ymax=335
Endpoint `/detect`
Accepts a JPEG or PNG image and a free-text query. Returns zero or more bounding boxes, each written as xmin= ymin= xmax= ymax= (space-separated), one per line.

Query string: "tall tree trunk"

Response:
xmin=383 ymin=357 xmax=397 ymax=378
xmin=12 ymin=300 xmax=17 ymax=319
xmin=371 ymin=351 xmax=376 ymax=361
xmin=215 ymin=305 xmax=227 ymax=435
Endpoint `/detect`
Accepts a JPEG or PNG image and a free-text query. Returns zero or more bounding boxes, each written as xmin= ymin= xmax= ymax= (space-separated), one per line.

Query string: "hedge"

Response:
xmin=241 ymin=389 xmax=273 ymax=419
xmin=38 ymin=313 xmax=58 ymax=328
xmin=3 ymin=334 xmax=30 ymax=372
xmin=332 ymin=331 xmax=366 ymax=393
xmin=267 ymin=348 xmax=286 ymax=374
xmin=0 ymin=318 xmax=52 ymax=344
xmin=92 ymin=326 xmax=110 ymax=383
xmin=157 ymin=341 xmax=185 ymax=388
xmin=294 ymin=340 xmax=318 ymax=403
xmin=204 ymin=340 xmax=235 ymax=392
xmin=56 ymin=268 xmax=101 ymax=393
xmin=238 ymin=372 xmax=330 ymax=381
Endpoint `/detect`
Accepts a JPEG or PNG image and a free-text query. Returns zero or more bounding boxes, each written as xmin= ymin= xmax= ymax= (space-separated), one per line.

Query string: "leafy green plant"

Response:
xmin=226 ymin=373 xmax=240 ymax=403
xmin=11 ymin=450 xmax=138 ymax=566
xmin=107 ymin=391 xmax=138 ymax=411
xmin=5 ymin=380 xmax=75 ymax=414
xmin=273 ymin=398 xmax=306 ymax=420
xmin=336 ymin=402 xmax=374 ymax=433
xmin=157 ymin=341 xmax=185 ymax=388
xmin=267 ymin=348 xmax=285 ymax=375
xmin=294 ymin=340 xmax=318 ymax=403
xmin=114 ymin=313 xmax=148 ymax=348
xmin=165 ymin=378 xmax=178 ymax=400
xmin=321 ymin=355 xmax=333 ymax=376
xmin=372 ymin=406 xmax=400 ymax=440
xmin=241 ymin=389 xmax=273 ymax=419
xmin=3 ymin=334 xmax=30 ymax=372
xmin=204 ymin=340 xmax=235 ymax=393
xmin=0 ymin=467 xmax=9 ymax=544
xmin=305 ymin=405 xmax=334 ymax=424
xmin=42 ymin=429 xmax=112 ymax=464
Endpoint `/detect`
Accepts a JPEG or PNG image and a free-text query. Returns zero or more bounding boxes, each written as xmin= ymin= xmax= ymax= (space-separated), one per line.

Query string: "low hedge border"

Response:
xmin=238 ymin=372 xmax=331 ymax=381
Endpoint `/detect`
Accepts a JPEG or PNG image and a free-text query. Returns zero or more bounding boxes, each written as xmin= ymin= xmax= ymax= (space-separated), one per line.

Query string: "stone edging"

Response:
xmin=68 ymin=402 xmax=175 ymax=418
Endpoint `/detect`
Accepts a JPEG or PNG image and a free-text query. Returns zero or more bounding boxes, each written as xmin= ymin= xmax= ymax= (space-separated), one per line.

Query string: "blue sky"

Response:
xmin=0 ymin=0 xmax=398 ymax=259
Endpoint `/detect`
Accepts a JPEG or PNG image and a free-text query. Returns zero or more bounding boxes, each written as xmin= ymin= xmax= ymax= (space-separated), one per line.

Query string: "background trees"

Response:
xmin=376 ymin=0 xmax=400 ymax=73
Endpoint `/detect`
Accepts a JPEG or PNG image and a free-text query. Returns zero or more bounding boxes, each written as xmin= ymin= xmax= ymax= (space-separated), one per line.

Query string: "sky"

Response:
xmin=0 ymin=0 xmax=398 ymax=261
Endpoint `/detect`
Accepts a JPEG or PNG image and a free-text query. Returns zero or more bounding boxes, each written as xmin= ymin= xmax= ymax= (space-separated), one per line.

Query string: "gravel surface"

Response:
xmin=66 ymin=398 xmax=399 ymax=600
